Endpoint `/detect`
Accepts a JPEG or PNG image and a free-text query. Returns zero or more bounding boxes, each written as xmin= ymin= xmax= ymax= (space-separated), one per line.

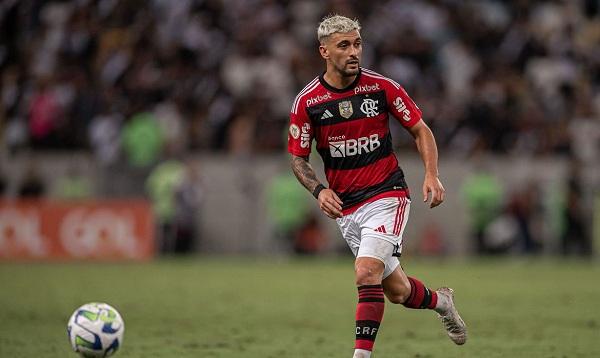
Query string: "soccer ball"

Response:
xmin=67 ymin=302 xmax=125 ymax=357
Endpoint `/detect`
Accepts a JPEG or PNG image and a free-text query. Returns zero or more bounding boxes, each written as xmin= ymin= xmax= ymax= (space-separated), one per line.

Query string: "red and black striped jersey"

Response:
xmin=288 ymin=68 xmax=422 ymax=214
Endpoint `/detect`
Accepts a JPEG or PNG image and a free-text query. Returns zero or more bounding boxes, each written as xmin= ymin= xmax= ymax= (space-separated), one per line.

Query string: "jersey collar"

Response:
xmin=319 ymin=68 xmax=362 ymax=93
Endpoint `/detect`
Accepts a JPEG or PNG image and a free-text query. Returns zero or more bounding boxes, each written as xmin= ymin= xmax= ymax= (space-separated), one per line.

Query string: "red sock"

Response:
xmin=402 ymin=277 xmax=438 ymax=309
xmin=355 ymin=284 xmax=385 ymax=352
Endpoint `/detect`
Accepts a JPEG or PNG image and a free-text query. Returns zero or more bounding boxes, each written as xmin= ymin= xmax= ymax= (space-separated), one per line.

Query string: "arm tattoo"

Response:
xmin=290 ymin=155 xmax=321 ymax=193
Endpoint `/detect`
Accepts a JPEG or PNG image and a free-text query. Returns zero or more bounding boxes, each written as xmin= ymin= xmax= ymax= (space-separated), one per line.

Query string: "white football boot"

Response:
xmin=435 ymin=287 xmax=467 ymax=345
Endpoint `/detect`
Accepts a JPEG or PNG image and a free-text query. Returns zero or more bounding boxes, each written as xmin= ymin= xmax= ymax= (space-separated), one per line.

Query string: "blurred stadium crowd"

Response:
xmin=1 ymin=0 xmax=599 ymax=163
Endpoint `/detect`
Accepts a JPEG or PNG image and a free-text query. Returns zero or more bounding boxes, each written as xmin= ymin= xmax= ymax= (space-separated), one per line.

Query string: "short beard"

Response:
xmin=337 ymin=64 xmax=360 ymax=77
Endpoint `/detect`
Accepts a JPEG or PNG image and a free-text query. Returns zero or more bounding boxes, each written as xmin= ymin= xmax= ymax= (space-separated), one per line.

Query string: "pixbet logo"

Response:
xmin=354 ymin=83 xmax=380 ymax=94
xmin=306 ymin=92 xmax=332 ymax=106
xmin=393 ymin=97 xmax=411 ymax=122
xmin=329 ymin=134 xmax=380 ymax=157
xmin=300 ymin=123 xmax=311 ymax=148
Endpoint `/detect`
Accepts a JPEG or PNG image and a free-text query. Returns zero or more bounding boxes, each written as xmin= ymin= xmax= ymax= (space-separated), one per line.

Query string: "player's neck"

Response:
xmin=323 ymin=70 xmax=357 ymax=90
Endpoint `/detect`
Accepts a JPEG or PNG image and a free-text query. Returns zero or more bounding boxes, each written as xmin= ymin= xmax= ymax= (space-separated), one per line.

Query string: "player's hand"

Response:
xmin=318 ymin=189 xmax=343 ymax=219
xmin=423 ymin=174 xmax=445 ymax=208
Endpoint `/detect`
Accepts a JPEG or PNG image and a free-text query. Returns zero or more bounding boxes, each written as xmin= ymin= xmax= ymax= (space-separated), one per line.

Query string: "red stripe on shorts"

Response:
xmin=393 ymin=197 xmax=407 ymax=236
xmin=397 ymin=198 xmax=408 ymax=236
xmin=392 ymin=198 xmax=402 ymax=236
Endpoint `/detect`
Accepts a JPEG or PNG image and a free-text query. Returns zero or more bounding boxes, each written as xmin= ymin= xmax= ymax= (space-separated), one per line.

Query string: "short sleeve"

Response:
xmin=287 ymin=105 xmax=313 ymax=156
xmin=387 ymin=85 xmax=422 ymax=128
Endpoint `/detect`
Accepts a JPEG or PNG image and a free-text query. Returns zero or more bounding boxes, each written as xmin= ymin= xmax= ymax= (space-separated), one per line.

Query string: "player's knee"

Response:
xmin=355 ymin=263 xmax=384 ymax=286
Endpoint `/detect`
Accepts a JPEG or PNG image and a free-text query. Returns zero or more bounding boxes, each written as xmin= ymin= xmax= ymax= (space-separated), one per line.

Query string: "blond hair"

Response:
xmin=317 ymin=14 xmax=361 ymax=43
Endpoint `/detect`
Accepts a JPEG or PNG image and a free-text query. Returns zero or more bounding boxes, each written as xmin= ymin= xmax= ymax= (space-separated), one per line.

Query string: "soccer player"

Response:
xmin=288 ymin=15 xmax=467 ymax=357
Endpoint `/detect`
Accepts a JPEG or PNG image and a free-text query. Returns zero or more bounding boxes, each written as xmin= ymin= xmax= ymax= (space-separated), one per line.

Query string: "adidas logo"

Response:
xmin=374 ymin=225 xmax=387 ymax=233
xmin=321 ymin=109 xmax=334 ymax=120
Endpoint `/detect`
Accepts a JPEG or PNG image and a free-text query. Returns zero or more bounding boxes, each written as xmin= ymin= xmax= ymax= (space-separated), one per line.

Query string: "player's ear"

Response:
xmin=319 ymin=42 xmax=329 ymax=60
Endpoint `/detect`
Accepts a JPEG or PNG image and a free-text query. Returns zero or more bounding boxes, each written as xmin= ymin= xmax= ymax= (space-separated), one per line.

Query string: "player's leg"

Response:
xmin=382 ymin=265 xmax=438 ymax=309
xmin=378 ymin=194 xmax=468 ymax=345
xmin=381 ymin=256 xmax=467 ymax=345
xmin=336 ymin=215 xmax=385 ymax=358
xmin=353 ymin=256 xmax=386 ymax=358
xmin=368 ymin=196 xmax=438 ymax=309
xmin=374 ymin=196 xmax=438 ymax=308
xmin=351 ymin=198 xmax=403 ymax=358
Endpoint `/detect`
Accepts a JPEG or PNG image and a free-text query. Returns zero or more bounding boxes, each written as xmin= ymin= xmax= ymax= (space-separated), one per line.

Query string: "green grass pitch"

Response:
xmin=0 ymin=257 xmax=599 ymax=357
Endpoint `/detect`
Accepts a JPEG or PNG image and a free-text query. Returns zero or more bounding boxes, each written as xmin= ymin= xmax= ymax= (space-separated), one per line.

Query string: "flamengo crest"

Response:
xmin=338 ymin=101 xmax=353 ymax=119
xmin=360 ymin=98 xmax=379 ymax=117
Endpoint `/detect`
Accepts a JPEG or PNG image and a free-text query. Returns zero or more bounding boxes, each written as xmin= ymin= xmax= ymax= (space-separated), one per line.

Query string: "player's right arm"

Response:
xmin=288 ymin=94 xmax=342 ymax=219
xmin=290 ymin=154 xmax=342 ymax=219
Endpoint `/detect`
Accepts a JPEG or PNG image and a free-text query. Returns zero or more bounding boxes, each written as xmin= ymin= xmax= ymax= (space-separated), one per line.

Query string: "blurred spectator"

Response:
xmin=27 ymin=77 xmax=64 ymax=149
xmin=18 ymin=162 xmax=45 ymax=198
xmin=461 ymin=159 xmax=504 ymax=254
xmin=154 ymin=97 xmax=188 ymax=155
xmin=418 ymin=222 xmax=446 ymax=256
xmin=483 ymin=210 xmax=519 ymax=255
xmin=293 ymin=213 xmax=328 ymax=255
xmin=68 ymin=70 xmax=102 ymax=148
xmin=88 ymin=105 xmax=123 ymax=166
xmin=561 ymin=161 xmax=592 ymax=256
xmin=53 ymin=165 xmax=93 ymax=200
xmin=145 ymin=158 xmax=185 ymax=254
xmin=2 ymin=66 xmax=27 ymax=153
xmin=122 ymin=111 xmax=164 ymax=168
xmin=266 ymin=170 xmax=311 ymax=248
xmin=0 ymin=169 xmax=6 ymax=197
xmin=506 ymin=182 xmax=543 ymax=254
xmin=173 ymin=159 xmax=204 ymax=253
xmin=3 ymin=117 xmax=29 ymax=154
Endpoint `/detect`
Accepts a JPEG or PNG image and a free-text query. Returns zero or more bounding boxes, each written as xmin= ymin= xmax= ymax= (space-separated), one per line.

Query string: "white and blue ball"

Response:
xmin=67 ymin=302 xmax=124 ymax=357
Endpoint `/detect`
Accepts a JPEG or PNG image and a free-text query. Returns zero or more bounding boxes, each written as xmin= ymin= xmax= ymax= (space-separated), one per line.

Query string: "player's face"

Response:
xmin=320 ymin=30 xmax=362 ymax=77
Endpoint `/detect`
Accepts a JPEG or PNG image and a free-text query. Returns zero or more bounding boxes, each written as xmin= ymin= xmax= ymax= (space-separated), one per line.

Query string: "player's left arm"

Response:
xmin=406 ymin=120 xmax=445 ymax=208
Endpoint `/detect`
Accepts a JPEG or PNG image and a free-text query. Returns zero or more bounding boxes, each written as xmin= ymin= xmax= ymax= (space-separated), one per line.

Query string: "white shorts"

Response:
xmin=336 ymin=196 xmax=411 ymax=279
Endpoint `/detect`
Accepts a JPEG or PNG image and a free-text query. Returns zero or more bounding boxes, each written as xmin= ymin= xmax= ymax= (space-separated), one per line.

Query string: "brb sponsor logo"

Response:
xmin=306 ymin=92 xmax=332 ymax=106
xmin=393 ymin=97 xmax=411 ymax=122
xmin=354 ymin=83 xmax=380 ymax=94
xmin=300 ymin=123 xmax=311 ymax=148
xmin=329 ymin=134 xmax=380 ymax=157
